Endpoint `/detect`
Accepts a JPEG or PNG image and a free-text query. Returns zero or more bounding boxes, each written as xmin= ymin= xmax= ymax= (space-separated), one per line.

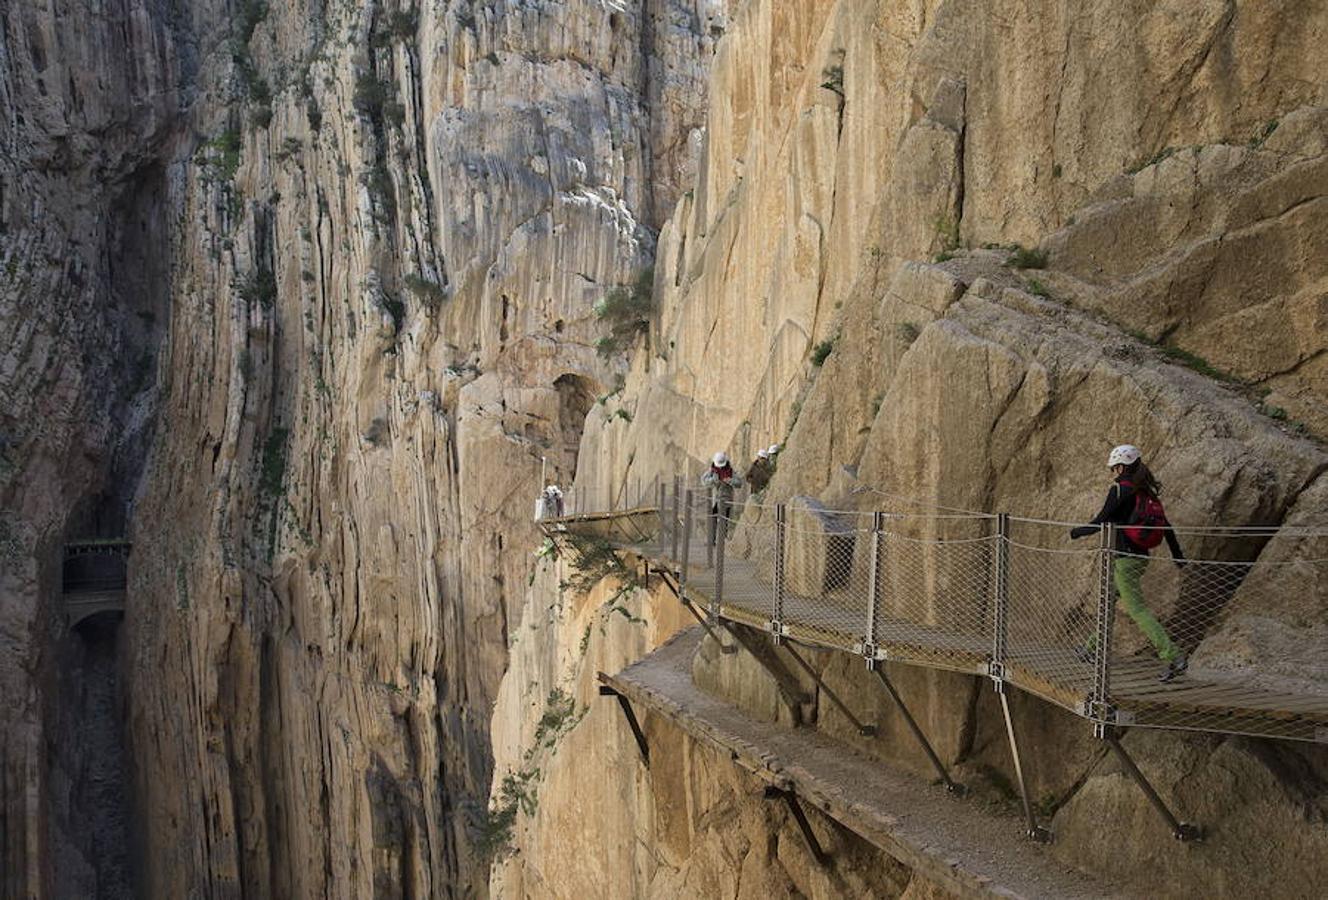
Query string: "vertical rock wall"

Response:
xmin=3 ymin=0 xmax=723 ymax=896
xmin=504 ymin=0 xmax=1328 ymax=896
xmin=0 ymin=0 xmax=195 ymax=892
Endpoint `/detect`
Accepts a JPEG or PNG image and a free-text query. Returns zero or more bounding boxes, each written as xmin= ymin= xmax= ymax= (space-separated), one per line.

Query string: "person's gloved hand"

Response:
xmin=1175 ymin=559 xmax=1187 ymax=570
xmin=1069 ymin=525 xmax=1096 ymax=540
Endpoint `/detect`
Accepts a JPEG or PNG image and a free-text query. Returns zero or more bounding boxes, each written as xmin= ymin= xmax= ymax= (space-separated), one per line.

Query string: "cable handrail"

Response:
xmin=557 ymin=470 xmax=1328 ymax=845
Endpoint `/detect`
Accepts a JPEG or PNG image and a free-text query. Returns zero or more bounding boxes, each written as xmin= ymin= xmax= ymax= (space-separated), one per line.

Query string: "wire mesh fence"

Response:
xmin=551 ymin=473 xmax=1328 ymax=744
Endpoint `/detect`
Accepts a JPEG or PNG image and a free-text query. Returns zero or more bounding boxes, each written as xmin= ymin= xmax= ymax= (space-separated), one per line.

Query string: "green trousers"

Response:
xmin=1112 ymin=557 xmax=1181 ymax=662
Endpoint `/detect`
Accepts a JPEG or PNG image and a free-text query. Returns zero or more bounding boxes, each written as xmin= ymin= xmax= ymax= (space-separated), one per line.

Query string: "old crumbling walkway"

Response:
xmin=599 ymin=627 xmax=1128 ymax=899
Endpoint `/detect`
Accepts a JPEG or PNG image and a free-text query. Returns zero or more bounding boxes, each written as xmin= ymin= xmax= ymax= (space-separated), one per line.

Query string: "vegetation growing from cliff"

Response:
xmin=820 ymin=64 xmax=844 ymax=97
xmin=404 ymin=273 xmax=447 ymax=310
xmin=239 ymin=265 xmax=277 ymax=308
xmin=259 ymin=427 xmax=289 ymax=497
xmin=594 ymin=268 xmax=654 ymax=357
xmin=933 ymin=215 xmax=961 ymax=261
xmin=230 ymin=0 xmax=272 ymax=126
xmin=477 ymin=689 xmax=586 ymax=859
xmin=810 ymin=334 xmax=837 ymax=367
xmin=198 ymin=130 xmax=243 ymax=184
xmin=475 ymin=770 xmax=538 ymax=859
xmin=559 ymin=533 xmax=644 ymax=596
xmin=1007 ymin=245 xmax=1047 ymax=269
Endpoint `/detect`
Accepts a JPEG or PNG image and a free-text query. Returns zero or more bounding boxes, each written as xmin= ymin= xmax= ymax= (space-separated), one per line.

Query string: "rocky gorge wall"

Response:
xmin=495 ymin=0 xmax=1328 ymax=897
xmin=3 ymin=0 xmax=724 ymax=896
xmin=4 ymin=0 xmax=1327 ymax=898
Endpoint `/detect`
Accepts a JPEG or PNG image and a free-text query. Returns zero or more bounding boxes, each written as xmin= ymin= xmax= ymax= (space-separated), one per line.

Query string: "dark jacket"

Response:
xmin=745 ymin=457 xmax=773 ymax=493
xmin=1069 ymin=475 xmax=1186 ymax=559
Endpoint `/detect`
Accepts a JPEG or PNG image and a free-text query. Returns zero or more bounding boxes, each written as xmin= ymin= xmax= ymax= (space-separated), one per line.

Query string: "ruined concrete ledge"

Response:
xmin=599 ymin=627 xmax=1135 ymax=900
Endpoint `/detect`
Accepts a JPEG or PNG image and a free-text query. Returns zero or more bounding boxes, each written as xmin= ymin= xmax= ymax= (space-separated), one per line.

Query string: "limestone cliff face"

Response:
xmin=498 ymin=0 xmax=1328 ymax=897
xmin=5 ymin=0 xmax=1327 ymax=897
xmin=0 ymin=0 xmax=194 ymax=893
xmin=2 ymin=0 xmax=721 ymax=897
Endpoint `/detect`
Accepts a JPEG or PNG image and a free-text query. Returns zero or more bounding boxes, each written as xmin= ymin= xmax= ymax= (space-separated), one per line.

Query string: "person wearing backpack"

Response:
xmin=1069 ymin=445 xmax=1189 ymax=683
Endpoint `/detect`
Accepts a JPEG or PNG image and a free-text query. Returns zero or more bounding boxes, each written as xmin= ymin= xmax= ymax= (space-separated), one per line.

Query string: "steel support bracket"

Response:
xmin=854 ymin=643 xmax=888 ymax=669
xmin=1100 ymin=729 xmax=1202 ymax=842
xmin=781 ymin=641 xmax=877 ymax=736
xmin=599 ymin=685 xmax=650 ymax=768
xmin=871 ymin=667 xmax=964 ymax=794
xmin=763 ymin=787 xmax=830 ymax=867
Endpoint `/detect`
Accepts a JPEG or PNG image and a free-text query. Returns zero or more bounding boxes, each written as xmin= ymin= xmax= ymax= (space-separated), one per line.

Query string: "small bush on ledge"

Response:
xmin=1007 ymin=245 xmax=1047 ymax=269
xmin=594 ymin=268 xmax=654 ymax=357
xmin=810 ymin=335 xmax=837 ymax=367
xmin=404 ymin=273 xmax=447 ymax=310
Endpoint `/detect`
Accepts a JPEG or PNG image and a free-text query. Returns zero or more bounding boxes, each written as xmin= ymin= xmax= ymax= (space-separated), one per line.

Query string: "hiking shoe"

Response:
xmin=1158 ymin=655 xmax=1189 ymax=684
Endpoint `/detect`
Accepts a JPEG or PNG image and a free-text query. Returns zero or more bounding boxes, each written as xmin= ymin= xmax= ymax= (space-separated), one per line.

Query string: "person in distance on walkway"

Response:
xmin=745 ymin=449 xmax=773 ymax=494
xmin=701 ymin=451 xmax=744 ymax=542
xmin=1069 ymin=444 xmax=1189 ymax=683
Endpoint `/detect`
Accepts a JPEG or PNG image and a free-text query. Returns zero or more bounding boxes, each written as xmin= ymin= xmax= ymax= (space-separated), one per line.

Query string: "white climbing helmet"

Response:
xmin=1107 ymin=444 xmax=1141 ymax=468
xmin=767 ymin=443 xmax=781 ymax=456
xmin=545 ymin=484 xmax=563 ymax=497
xmin=713 ymin=451 xmax=729 ymax=467
xmin=757 ymin=449 xmax=769 ymax=460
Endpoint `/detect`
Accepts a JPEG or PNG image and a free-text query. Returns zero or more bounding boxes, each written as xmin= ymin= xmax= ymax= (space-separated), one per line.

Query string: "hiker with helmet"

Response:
xmin=701 ymin=451 xmax=745 ymax=542
xmin=1069 ymin=444 xmax=1189 ymax=683
xmin=745 ymin=449 xmax=774 ymax=494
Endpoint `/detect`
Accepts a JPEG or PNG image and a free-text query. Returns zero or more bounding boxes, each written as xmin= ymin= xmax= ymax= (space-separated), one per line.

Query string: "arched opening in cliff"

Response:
xmin=553 ymin=373 xmax=597 ymax=483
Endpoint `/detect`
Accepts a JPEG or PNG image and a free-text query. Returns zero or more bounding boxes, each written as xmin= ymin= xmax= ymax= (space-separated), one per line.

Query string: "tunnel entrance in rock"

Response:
xmin=553 ymin=373 xmax=597 ymax=483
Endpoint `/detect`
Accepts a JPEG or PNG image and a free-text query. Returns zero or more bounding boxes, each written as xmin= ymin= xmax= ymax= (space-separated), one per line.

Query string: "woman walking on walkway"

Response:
xmin=1070 ymin=445 xmax=1189 ymax=683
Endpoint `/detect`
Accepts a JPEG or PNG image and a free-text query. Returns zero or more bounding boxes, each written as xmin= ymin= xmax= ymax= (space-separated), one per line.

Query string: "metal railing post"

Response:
xmin=991 ymin=513 xmax=1010 ymax=681
xmin=680 ymin=489 xmax=694 ymax=589
xmin=714 ymin=511 xmax=726 ymax=620
xmin=657 ymin=479 xmax=667 ymax=548
xmin=706 ymin=487 xmax=716 ymax=568
xmin=1091 ymin=524 xmax=1118 ymax=731
xmin=772 ymin=504 xmax=787 ymax=639
xmin=671 ymin=476 xmax=681 ymax=563
xmin=864 ymin=511 xmax=885 ymax=663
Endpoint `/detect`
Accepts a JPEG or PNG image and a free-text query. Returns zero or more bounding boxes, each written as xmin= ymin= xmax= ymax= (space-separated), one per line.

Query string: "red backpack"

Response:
xmin=1121 ymin=481 xmax=1168 ymax=549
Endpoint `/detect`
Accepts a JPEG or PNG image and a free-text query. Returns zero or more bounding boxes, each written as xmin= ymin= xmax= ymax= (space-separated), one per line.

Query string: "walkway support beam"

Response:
xmin=656 ymin=570 xmax=734 ymax=653
xmin=764 ymin=787 xmax=830 ymax=866
xmin=781 ymin=641 xmax=877 ymax=736
xmin=599 ymin=685 xmax=650 ymax=767
xmin=872 ymin=667 xmax=963 ymax=793
xmin=999 ymin=688 xmax=1051 ymax=841
xmin=1102 ymin=731 xmax=1201 ymax=841
xmin=722 ymin=622 xmax=812 ymax=709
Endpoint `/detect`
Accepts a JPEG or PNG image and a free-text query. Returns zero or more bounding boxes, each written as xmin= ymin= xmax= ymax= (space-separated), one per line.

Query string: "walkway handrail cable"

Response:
xmin=552 ymin=475 xmax=1328 ymax=842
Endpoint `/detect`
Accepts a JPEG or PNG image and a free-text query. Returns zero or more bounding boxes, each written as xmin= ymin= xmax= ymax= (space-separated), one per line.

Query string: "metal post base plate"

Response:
xmin=1174 ymin=823 xmax=1203 ymax=842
